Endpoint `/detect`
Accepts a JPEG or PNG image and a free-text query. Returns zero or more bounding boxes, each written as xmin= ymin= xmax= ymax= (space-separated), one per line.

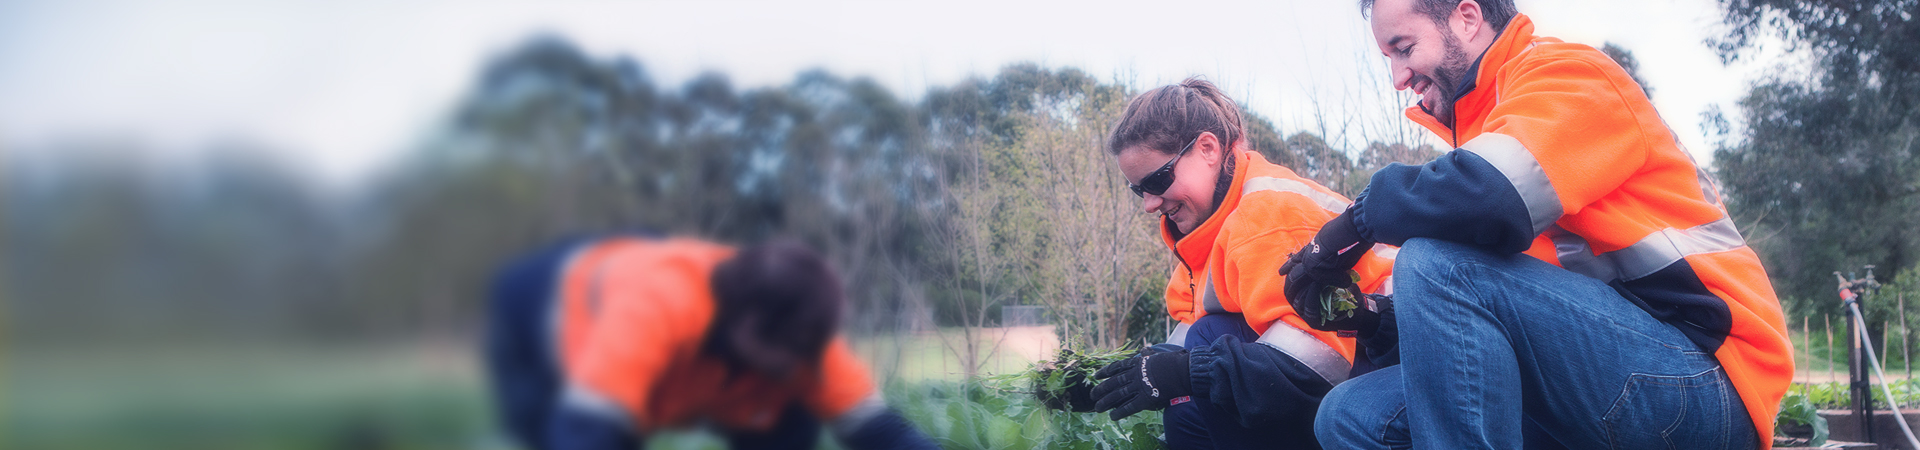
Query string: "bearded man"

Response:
xmin=1279 ymin=0 xmax=1793 ymax=448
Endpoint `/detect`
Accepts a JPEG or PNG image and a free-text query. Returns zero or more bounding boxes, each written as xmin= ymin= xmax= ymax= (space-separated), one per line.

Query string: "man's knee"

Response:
xmin=1315 ymin=366 xmax=1406 ymax=448
xmin=1393 ymin=238 xmax=1480 ymax=281
xmin=1392 ymin=238 xmax=1522 ymax=310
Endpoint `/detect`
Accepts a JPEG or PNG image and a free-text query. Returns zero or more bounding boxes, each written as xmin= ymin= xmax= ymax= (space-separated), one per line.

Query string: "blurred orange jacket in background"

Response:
xmin=553 ymin=237 xmax=876 ymax=433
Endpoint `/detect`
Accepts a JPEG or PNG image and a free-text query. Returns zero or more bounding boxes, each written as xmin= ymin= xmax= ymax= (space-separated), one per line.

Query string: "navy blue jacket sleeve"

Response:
xmin=1353 ymin=151 xmax=1536 ymax=254
xmin=1187 ymin=334 xmax=1336 ymax=429
xmin=547 ymin=407 xmax=644 ymax=450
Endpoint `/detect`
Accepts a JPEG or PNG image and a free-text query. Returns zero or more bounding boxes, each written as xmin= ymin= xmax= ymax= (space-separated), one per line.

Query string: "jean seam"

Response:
xmin=1602 ymin=367 xmax=1728 ymax=450
xmin=1448 ymin=261 xmax=1486 ymax=446
xmin=1604 ymin=378 xmax=1631 ymax=450
xmin=1716 ymin=371 xmax=1730 ymax=450
xmin=1377 ymin=404 xmax=1406 ymax=446
xmin=1660 ymin=384 xmax=1685 ymax=450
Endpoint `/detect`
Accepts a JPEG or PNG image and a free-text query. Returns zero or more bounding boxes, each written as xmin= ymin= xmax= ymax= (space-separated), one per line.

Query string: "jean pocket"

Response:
xmin=1601 ymin=368 xmax=1736 ymax=450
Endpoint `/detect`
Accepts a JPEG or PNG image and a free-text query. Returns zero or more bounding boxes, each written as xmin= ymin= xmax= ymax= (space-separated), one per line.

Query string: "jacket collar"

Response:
xmin=1160 ymin=150 xmax=1253 ymax=272
xmin=1404 ymin=13 xmax=1537 ymax=147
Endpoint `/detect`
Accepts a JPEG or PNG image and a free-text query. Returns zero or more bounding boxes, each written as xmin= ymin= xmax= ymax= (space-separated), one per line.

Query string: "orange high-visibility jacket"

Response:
xmin=1160 ymin=149 xmax=1396 ymax=365
xmin=1357 ymin=14 xmax=1791 ymax=444
xmin=553 ymin=238 xmax=878 ymax=433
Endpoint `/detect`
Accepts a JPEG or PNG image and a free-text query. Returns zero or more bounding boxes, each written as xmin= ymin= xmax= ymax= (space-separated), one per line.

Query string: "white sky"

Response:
xmin=0 ymin=0 xmax=1782 ymax=189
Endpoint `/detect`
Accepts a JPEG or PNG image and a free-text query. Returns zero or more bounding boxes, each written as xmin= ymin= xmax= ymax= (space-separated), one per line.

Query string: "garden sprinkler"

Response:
xmin=1837 ymin=266 xmax=1918 ymax=449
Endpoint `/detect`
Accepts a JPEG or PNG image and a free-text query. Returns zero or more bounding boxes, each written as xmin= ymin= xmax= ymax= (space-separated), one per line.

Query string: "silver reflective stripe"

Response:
xmin=1255 ymin=321 xmax=1351 ymax=386
xmin=1365 ymin=244 xmax=1397 ymax=295
xmin=561 ymin=383 xmax=638 ymax=431
xmin=1201 ymin=271 xmax=1227 ymax=314
xmin=1368 ymin=243 xmax=1399 ymax=260
xmin=1241 ymin=176 xmax=1349 ymax=213
xmin=1553 ymin=217 xmax=1748 ymax=282
xmin=1166 ymin=321 xmax=1192 ymax=347
xmin=1460 ymin=133 xmax=1562 ymax=235
xmin=828 ymin=393 xmax=888 ymax=440
xmin=545 ymin=244 xmax=596 ymax=371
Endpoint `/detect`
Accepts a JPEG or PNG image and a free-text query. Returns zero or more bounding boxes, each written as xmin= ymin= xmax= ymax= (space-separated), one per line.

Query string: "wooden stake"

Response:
xmin=1828 ymin=314 xmax=1836 ymax=384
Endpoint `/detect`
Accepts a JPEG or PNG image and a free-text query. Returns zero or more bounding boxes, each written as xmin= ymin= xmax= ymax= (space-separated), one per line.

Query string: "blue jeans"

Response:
xmin=1165 ymin=314 xmax=1320 ymax=450
xmin=1315 ymin=238 xmax=1755 ymax=450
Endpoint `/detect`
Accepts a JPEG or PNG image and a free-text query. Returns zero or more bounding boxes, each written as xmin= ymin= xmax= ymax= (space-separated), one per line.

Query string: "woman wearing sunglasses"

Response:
xmin=1086 ymin=78 xmax=1397 ymax=450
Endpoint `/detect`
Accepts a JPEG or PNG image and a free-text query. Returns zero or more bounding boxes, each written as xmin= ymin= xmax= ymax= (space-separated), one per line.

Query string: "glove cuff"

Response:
xmin=1320 ymin=212 xmax=1372 ymax=269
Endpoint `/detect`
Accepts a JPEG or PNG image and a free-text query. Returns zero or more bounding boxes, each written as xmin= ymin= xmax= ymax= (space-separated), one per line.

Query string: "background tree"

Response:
xmin=1708 ymin=0 xmax=1920 ymax=326
xmin=1600 ymin=42 xmax=1654 ymax=99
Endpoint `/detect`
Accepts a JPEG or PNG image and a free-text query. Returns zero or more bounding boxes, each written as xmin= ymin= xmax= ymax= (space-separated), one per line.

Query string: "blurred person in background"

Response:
xmin=484 ymin=235 xmax=937 ymax=450
xmin=1292 ymin=0 xmax=1791 ymax=447
xmin=1084 ymin=78 xmax=1398 ymax=450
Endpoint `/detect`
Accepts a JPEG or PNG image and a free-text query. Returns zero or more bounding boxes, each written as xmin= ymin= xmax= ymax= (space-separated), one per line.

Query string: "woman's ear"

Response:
xmin=1198 ymin=131 xmax=1228 ymax=168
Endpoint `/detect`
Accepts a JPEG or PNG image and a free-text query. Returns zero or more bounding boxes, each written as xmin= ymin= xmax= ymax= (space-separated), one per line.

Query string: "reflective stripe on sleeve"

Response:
xmin=1241 ymin=176 xmax=1349 ymax=213
xmin=1166 ymin=321 xmax=1192 ymax=347
xmin=828 ymin=393 xmax=888 ymax=440
xmin=1254 ymin=321 xmax=1352 ymax=386
xmin=1553 ymin=217 xmax=1748 ymax=282
xmin=1201 ymin=271 xmax=1228 ymax=314
xmin=1459 ymin=133 xmax=1563 ymax=235
xmin=561 ymin=383 xmax=638 ymax=431
xmin=1368 ymin=243 xmax=1399 ymax=260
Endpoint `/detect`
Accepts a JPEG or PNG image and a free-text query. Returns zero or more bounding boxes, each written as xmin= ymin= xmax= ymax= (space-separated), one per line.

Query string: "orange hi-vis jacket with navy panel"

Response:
xmin=1159 ymin=149 xmax=1396 ymax=382
xmin=1351 ymin=14 xmax=1791 ymax=444
xmin=553 ymin=238 xmax=879 ymax=434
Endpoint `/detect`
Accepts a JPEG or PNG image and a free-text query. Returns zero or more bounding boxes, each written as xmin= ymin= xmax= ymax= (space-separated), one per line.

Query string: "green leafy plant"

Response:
xmin=1027 ymin=349 xmax=1131 ymax=411
xmin=890 ymin=348 xmax=1165 ymax=450
xmin=1776 ymin=391 xmax=1829 ymax=446
xmin=1792 ymin=379 xmax=1920 ymax=410
xmin=1317 ymin=270 xmax=1362 ymax=326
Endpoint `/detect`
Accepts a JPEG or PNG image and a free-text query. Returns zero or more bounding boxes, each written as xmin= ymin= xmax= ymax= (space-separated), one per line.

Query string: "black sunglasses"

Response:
xmin=1127 ymin=133 xmax=1203 ymax=198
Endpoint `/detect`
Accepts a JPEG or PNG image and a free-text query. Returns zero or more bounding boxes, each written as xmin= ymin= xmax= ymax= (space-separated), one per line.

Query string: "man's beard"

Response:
xmin=1427 ymin=31 xmax=1475 ymax=127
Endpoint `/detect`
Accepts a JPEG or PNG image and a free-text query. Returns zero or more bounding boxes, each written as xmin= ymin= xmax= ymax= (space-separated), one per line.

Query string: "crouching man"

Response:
xmin=485 ymin=235 xmax=937 ymax=450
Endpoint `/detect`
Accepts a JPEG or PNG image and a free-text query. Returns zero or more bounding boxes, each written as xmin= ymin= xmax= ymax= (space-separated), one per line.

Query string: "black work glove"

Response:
xmin=1036 ymin=370 xmax=1098 ymax=412
xmin=1358 ymin=294 xmax=1395 ymax=339
xmin=1354 ymin=294 xmax=1400 ymax=369
xmin=1281 ymin=211 xmax=1377 ymax=332
xmin=1090 ymin=344 xmax=1191 ymax=421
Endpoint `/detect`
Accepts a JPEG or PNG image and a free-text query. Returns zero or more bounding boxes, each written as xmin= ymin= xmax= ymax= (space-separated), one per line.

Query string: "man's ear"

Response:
xmin=1453 ymin=0 xmax=1485 ymax=39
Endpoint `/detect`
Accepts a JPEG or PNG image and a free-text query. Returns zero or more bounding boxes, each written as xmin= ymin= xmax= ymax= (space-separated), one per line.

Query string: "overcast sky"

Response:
xmin=0 ymin=0 xmax=1786 ymax=189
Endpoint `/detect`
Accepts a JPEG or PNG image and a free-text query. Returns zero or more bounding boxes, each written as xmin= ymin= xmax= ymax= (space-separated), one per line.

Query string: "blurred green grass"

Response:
xmin=0 ymin=328 xmax=1059 ymax=450
xmin=3 ymin=340 xmax=495 ymax=450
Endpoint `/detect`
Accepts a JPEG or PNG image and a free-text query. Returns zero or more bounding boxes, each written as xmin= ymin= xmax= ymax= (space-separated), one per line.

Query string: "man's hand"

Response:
xmin=1090 ymin=344 xmax=1191 ymax=421
xmin=1281 ymin=212 xmax=1376 ymax=331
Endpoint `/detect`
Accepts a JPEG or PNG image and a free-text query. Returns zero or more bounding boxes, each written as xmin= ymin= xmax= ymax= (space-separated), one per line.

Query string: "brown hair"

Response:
xmin=1106 ymin=77 xmax=1245 ymax=158
xmin=707 ymin=238 xmax=844 ymax=368
xmin=1360 ymin=0 xmax=1516 ymax=34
